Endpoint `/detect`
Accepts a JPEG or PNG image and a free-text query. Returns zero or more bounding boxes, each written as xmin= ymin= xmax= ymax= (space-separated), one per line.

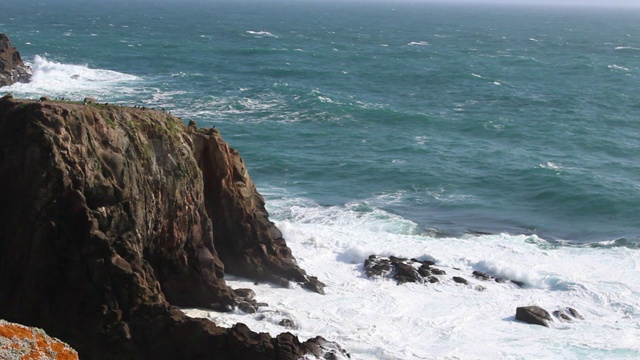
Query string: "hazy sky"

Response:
xmin=432 ymin=0 xmax=640 ymax=7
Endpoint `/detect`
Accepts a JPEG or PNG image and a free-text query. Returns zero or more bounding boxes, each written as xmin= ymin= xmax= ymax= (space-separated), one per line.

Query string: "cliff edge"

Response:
xmin=0 ymin=34 xmax=32 ymax=87
xmin=0 ymin=95 xmax=335 ymax=359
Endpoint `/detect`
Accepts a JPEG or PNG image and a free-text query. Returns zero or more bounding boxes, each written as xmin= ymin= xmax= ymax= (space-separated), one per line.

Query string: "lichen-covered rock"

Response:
xmin=0 ymin=34 xmax=31 ymax=87
xmin=0 ymin=320 xmax=79 ymax=360
xmin=0 ymin=97 xmax=330 ymax=359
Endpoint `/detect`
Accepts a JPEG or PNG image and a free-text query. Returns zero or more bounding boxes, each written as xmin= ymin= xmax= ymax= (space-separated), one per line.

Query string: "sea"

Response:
xmin=2 ymin=0 xmax=640 ymax=358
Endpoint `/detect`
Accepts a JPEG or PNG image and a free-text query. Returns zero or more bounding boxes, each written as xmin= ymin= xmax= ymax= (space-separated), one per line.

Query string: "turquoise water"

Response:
xmin=3 ymin=0 xmax=639 ymax=243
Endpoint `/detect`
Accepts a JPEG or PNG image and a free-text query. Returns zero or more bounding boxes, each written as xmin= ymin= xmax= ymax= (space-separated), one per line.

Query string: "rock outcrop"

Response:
xmin=364 ymin=255 xmax=526 ymax=289
xmin=0 ymin=96 xmax=338 ymax=359
xmin=0 ymin=34 xmax=32 ymax=87
xmin=0 ymin=319 xmax=79 ymax=360
xmin=190 ymin=124 xmax=325 ymax=294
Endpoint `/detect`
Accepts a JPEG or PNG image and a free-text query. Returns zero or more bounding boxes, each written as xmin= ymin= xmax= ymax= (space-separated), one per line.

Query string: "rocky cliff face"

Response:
xmin=0 ymin=34 xmax=32 ymax=87
xmin=0 ymin=95 xmax=335 ymax=359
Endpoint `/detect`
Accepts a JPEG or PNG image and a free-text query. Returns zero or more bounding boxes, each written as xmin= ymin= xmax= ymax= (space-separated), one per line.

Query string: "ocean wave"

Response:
xmin=407 ymin=41 xmax=429 ymax=46
xmin=186 ymin=221 xmax=640 ymax=359
xmin=614 ymin=46 xmax=640 ymax=51
xmin=3 ymin=55 xmax=139 ymax=100
xmin=608 ymin=64 xmax=630 ymax=71
xmin=245 ymin=30 xmax=278 ymax=38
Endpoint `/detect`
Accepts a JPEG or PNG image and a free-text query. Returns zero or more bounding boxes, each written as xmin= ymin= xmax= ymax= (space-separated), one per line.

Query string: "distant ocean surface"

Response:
xmin=3 ymin=0 xmax=640 ymax=358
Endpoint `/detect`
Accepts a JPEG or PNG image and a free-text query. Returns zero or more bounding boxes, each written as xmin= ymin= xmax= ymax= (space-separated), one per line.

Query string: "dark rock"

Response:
xmin=303 ymin=276 xmax=326 ymax=295
xmin=553 ymin=310 xmax=572 ymax=322
xmin=192 ymin=124 xmax=325 ymax=294
xmin=278 ymin=319 xmax=298 ymax=330
xmin=238 ymin=301 xmax=257 ymax=314
xmin=394 ymin=261 xmax=422 ymax=284
xmin=418 ymin=264 xmax=431 ymax=277
xmin=364 ymin=256 xmax=393 ymax=277
xmin=511 ymin=280 xmax=526 ymax=288
xmin=430 ymin=268 xmax=446 ymax=276
xmin=39 ymin=96 xmax=51 ymax=102
xmin=427 ymin=276 xmax=440 ymax=283
xmin=515 ymin=306 xmax=553 ymax=327
xmin=303 ymin=336 xmax=350 ymax=359
xmin=83 ymin=96 xmax=96 ymax=104
xmin=552 ymin=307 xmax=583 ymax=321
xmin=234 ymin=288 xmax=256 ymax=301
xmin=0 ymin=34 xmax=32 ymax=87
xmin=566 ymin=307 xmax=583 ymax=320
xmin=472 ymin=270 xmax=492 ymax=281
xmin=452 ymin=276 xmax=468 ymax=285
xmin=0 ymin=97 xmax=332 ymax=359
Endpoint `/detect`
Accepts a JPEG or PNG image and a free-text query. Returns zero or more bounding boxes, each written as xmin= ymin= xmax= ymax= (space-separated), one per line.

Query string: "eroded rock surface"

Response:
xmin=0 ymin=96 xmax=334 ymax=359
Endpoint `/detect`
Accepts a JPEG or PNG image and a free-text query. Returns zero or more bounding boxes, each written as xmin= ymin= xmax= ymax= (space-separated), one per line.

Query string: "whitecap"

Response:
xmin=245 ymin=30 xmax=278 ymax=38
xmin=407 ymin=41 xmax=429 ymax=46
xmin=608 ymin=64 xmax=630 ymax=71
xmin=539 ymin=161 xmax=562 ymax=171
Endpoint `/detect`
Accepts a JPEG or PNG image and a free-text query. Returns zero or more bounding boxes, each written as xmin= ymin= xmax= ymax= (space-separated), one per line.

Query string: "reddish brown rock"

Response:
xmin=192 ymin=125 xmax=325 ymax=293
xmin=0 ymin=97 xmax=336 ymax=359
xmin=0 ymin=34 xmax=31 ymax=87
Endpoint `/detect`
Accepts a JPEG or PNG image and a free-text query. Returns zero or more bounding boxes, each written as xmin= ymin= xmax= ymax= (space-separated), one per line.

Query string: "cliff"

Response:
xmin=0 ymin=34 xmax=32 ymax=87
xmin=0 ymin=94 xmax=336 ymax=359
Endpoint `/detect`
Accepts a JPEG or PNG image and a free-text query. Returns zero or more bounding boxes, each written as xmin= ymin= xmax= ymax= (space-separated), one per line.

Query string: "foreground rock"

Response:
xmin=0 ymin=96 xmax=337 ymax=359
xmin=0 ymin=320 xmax=79 ymax=360
xmin=0 ymin=34 xmax=32 ymax=87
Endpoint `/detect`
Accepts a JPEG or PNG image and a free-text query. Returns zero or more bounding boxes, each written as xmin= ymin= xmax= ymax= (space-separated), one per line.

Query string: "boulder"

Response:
xmin=0 ymin=97 xmax=335 ymax=359
xmin=515 ymin=306 xmax=553 ymax=327
xmin=0 ymin=34 xmax=31 ymax=87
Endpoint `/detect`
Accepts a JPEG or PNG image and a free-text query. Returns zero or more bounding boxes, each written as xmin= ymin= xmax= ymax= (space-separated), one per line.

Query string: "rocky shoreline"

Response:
xmin=0 ymin=34 xmax=31 ymax=87
xmin=0 ymin=95 xmax=345 ymax=359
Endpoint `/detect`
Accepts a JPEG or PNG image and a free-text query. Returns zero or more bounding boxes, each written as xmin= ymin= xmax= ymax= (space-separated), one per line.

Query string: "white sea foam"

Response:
xmin=3 ymin=55 xmax=139 ymax=101
xmin=184 ymin=198 xmax=640 ymax=359
xmin=608 ymin=64 xmax=630 ymax=71
xmin=246 ymin=30 xmax=278 ymax=38
xmin=614 ymin=46 xmax=640 ymax=51
xmin=539 ymin=161 xmax=562 ymax=171
xmin=407 ymin=41 xmax=429 ymax=46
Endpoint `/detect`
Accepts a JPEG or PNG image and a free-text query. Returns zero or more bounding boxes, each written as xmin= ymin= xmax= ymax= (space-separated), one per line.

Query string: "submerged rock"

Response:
xmin=0 ymin=34 xmax=31 ymax=87
xmin=0 ymin=97 xmax=332 ymax=359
